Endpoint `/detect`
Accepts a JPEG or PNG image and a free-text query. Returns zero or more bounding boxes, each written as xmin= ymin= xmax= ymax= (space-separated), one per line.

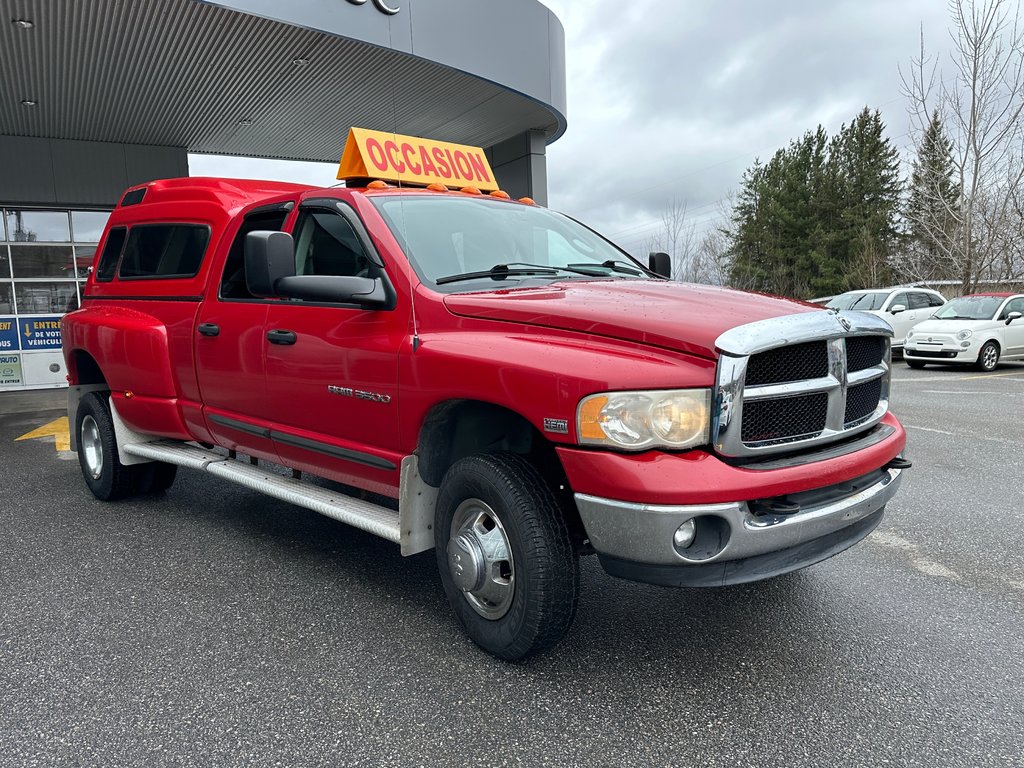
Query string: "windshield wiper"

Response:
xmin=436 ymin=262 xmax=622 ymax=285
xmin=436 ymin=263 xmax=559 ymax=285
xmin=567 ymin=259 xmax=647 ymax=276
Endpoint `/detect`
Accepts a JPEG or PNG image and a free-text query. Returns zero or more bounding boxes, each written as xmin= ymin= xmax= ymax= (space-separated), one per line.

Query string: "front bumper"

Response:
xmin=904 ymin=336 xmax=977 ymax=362
xmin=575 ymin=466 xmax=902 ymax=587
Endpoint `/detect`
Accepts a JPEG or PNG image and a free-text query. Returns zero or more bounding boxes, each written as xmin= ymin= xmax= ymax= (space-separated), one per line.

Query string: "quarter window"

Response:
xmin=908 ymin=293 xmax=931 ymax=310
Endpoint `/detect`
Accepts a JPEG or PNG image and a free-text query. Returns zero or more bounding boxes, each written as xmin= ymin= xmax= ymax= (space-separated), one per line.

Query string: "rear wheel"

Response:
xmin=905 ymin=359 xmax=926 ymax=369
xmin=976 ymin=341 xmax=1000 ymax=372
xmin=76 ymin=392 xmax=152 ymax=501
xmin=435 ymin=453 xmax=579 ymax=661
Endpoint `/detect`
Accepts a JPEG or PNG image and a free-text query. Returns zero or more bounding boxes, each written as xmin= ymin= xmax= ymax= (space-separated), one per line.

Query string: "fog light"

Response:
xmin=673 ymin=519 xmax=696 ymax=550
xmin=960 ymin=341 xmax=970 ymax=348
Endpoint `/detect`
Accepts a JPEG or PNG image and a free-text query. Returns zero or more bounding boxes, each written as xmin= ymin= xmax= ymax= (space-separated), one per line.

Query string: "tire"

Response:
xmin=976 ymin=341 xmax=1000 ymax=372
xmin=435 ymin=452 xmax=579 ymax=661
xmin=905 ymin=359 xmax=926 ymax=369
xmin=76 ymin=392 xmax=148 ymax=501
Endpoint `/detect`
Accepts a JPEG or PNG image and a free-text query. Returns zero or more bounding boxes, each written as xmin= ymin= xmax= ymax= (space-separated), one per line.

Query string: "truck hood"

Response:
xmin=442 ymin=280 xmax=819 ymax=359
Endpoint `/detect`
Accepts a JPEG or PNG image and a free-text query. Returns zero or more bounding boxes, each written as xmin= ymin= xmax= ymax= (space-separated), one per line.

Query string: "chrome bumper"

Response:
xmin=575 ymin=468 xmax=902 ymax=569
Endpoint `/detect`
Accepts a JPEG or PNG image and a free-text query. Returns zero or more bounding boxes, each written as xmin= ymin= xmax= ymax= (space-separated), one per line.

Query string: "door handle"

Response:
xmin=198 ymin=323 xmax=220 ymax=337
xmin=267 ymin=329 xmax=297 ymax=345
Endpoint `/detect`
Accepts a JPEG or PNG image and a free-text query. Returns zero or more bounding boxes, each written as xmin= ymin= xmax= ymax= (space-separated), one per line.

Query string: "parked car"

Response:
xmin=903 ymin=293 xmax=1024 ymax=371
xmin=826 ymin=288 xmax=947 ymax=351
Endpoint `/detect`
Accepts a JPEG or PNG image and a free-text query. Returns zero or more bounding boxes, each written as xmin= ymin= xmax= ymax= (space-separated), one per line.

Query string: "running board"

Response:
xmin=123 ymin=440 xmax=408 ymax=548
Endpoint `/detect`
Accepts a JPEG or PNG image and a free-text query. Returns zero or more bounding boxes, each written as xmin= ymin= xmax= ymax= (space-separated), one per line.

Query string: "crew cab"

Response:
xmin=61 ymin=133 xmax=909 ymax=660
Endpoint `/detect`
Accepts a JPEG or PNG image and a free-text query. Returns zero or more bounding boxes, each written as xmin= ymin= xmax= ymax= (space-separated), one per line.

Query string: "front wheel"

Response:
xmin=435 ymin=453 xmax=579 ymax=661
xmin=976 ymin=341 xmax=1000 ymax=372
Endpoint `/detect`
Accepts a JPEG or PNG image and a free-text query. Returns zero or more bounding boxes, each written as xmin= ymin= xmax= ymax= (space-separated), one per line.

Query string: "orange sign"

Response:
xmin=337 ymin=127 xmax=498 ymax=191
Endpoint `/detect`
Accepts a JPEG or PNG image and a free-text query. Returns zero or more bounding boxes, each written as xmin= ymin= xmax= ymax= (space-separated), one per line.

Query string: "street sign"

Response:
xmin=18 ymin=316 xmax=63 ymax=350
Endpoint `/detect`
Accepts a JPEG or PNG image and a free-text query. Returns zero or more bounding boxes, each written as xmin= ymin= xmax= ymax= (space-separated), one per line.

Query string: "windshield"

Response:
xmin=370 ymin=195 xmax=646 ymax=288
xmin=932 ymin=296 xmax=1003 ymax=320
xmin=826 ymin=292 xmax=889 ymax=310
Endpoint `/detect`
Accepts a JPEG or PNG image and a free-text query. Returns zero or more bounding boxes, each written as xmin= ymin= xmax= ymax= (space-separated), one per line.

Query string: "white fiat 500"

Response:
xmin=903 ymin=293 xmax=1024 ymax=371
xmin=826 ymin=287 xmax=946 ymax=350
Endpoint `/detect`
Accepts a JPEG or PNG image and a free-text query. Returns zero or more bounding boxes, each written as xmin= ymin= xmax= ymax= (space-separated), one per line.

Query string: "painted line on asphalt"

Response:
xmin=903 ymin=424 xmax=955 ymax=435
xmin=15 ymin=416 xmax=70 ymax=452
xmin=958 ymin=370 xmax=1024 ymax=381
xmin=920 ymin=390 xmax=1020 ymax=395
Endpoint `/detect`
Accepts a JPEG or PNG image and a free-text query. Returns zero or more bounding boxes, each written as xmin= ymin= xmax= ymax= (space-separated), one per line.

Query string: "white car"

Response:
xmin=826 ymin=287 xmax=947 ymax=350
xmin=903 ymin=293 xmax=1024 ymax=371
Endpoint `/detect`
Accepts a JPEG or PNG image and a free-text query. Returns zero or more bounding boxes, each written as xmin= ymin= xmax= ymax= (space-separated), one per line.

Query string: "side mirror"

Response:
xmin=648 ymin=251 xmax=671 ymax=279
xmin=245 ymin=231 xmax=296 ymax=297
xmin=1006 ymin=311 xmax=1023 ymax=325
xmin=275 ymin=275 xmax=389 ymax=308
xmin=889 ymin=304 xmax=906 ymax=314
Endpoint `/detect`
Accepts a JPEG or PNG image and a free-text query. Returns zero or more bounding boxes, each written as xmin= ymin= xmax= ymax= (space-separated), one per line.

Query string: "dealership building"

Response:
xmin=0 ymin=0 xmax=566 ymax=391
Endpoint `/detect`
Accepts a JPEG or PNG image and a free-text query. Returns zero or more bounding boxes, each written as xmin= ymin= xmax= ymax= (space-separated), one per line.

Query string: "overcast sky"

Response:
xmin=191 ymin=0 xmax=955 ymax=255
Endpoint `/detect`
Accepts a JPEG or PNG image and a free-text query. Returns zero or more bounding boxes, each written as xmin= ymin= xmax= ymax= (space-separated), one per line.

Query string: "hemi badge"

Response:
xmin=543 ymin=418 xmax=569 ymax=435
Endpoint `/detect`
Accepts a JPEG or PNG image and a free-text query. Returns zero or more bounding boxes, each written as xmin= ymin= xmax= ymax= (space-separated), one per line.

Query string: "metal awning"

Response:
xmin=0 ymin=0 xmax=564 ymax=162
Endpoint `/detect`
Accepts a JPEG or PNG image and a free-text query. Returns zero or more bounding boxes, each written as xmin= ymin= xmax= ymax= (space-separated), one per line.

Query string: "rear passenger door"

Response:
xmin=262 ymin=201 xmax=404 ymax=493
xmin=194 ymin=203 xmax=293 ymax=460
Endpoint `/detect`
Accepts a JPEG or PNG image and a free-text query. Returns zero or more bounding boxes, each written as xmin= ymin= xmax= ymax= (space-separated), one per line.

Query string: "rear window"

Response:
xmin=117 ymin=224 xmax=210 ymax=279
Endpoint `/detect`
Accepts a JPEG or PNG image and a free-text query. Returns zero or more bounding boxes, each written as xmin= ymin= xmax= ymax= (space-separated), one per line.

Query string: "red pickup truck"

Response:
xmin=62 ymin=174 xmax=908 ymax=660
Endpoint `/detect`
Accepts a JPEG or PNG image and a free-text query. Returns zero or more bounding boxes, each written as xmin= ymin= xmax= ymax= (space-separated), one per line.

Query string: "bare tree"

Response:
xmin=901 ymin=0 xmax=1024 ymax=293
xmin=642 ymin=197 xmax=698 ymax=280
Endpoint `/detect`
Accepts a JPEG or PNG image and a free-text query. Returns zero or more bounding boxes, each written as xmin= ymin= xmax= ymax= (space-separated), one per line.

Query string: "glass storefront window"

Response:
xmin=0 ymin=250 xmax=11 ymax=279
xmin=71 ymin=211 xmax=111 ymax=243
xmin=4 ymin=210 xmax=71 ymax=243
xmin=0 ymin=283 xmax=13 ymax=314
xmin=13 ymin=281 xmax=79 ymax=314
xmin=10 ymin=245 xmax=78 ymax=278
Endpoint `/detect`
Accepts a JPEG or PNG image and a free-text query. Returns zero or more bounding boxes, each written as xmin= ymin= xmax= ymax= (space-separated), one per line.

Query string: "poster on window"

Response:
xmin=0 ymin=318 xmax=18 ymax=351
xmin=18 ymin=316 xmax=63 ymax=350
xmin=0 ymin=353 xmax=22 ymax=385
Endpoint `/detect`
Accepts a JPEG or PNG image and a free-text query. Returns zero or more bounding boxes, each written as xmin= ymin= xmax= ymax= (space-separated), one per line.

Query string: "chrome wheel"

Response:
xmin=80 ymin=414 xmax=103 ymax=480
xmin=447 ymin=498 xmax=515 ymax=620
xmin=980 ymin=343 xmax=999 ymax=371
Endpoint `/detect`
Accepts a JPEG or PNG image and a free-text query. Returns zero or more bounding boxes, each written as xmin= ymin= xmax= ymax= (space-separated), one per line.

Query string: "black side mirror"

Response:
xmin=245 ymin=231 xmax=296 ymax=297
xmin=275 ymin=275 xmax=389 ymax=308
xmin=1006 ymin=311 xmax=1022 ymax=325
xmin=648 ymin=251 xmax=671 ymax=279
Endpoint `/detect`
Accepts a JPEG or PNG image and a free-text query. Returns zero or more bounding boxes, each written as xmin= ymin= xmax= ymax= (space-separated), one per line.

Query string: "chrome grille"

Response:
xmin=713 ymin=311 xmax=892 ymax=458
xmin=745 ymin=341 xmax=829 ymax=385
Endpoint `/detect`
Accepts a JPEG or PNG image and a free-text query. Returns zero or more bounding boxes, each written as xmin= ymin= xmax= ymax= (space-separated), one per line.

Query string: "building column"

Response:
xmin=486 ymin=130 xmax=548 ymax=206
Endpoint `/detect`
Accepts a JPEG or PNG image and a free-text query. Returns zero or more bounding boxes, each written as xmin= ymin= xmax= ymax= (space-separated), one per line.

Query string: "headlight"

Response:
xmin=956 ymin=329 xmax=973 ymax=341
xmin=577 ymin=389 xmax=710 ymax=450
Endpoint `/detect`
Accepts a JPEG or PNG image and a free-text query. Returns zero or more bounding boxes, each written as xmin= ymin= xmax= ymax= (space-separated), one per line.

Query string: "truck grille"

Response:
xmin=713 ymin=312 xmax=891 ymax=458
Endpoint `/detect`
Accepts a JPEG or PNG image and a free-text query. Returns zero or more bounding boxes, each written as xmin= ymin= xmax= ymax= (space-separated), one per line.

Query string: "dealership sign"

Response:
xmin=338 ymin=127 xmax=498 ymax=191
xmin=346 ymin=0 xmax=399 ymax=15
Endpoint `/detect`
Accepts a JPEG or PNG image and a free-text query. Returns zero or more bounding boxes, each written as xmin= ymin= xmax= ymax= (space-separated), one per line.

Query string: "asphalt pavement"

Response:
xmin=1 ymin=365 xmax=1022 ymax=768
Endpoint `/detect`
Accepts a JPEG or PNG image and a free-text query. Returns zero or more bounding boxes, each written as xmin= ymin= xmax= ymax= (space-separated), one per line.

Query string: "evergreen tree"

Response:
xmin=903 ymin=110 xmax=960 ymax=280
xmin=728 ymin=108 xmax=902 ymax=298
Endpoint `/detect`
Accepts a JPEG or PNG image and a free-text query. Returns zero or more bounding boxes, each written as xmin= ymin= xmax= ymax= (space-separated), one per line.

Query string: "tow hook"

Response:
xmin=885 ymin=457 xmax=913 ymax=470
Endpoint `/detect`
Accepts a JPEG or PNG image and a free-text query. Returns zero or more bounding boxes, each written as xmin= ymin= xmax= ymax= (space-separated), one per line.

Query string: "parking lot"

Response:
xmin=2 ymin=364 xmax=1023 ymax=768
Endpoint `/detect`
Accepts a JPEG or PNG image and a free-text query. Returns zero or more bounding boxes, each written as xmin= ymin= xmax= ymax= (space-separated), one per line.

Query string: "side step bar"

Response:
xmin=123 ymin=440 xmax=412 ymax=549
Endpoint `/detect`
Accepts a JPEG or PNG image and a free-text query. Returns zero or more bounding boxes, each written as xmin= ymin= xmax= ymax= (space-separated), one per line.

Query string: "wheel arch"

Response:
xmin=415 ymin=399 xmax=587 ymax=548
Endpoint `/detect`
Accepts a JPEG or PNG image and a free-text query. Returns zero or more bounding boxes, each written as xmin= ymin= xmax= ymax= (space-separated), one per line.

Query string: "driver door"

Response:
xmin=262 ymin=201 xmax=405 ymax=494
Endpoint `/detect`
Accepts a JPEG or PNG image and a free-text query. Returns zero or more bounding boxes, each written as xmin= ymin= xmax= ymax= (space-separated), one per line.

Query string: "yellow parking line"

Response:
xmin=15 ymin=416 xmax=70 ymax=452
xmin=957 ymin=371 xmax=1024 ymax=381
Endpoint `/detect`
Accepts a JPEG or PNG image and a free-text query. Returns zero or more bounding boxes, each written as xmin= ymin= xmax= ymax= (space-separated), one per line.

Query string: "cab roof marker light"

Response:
xmin=367 ymin=180 xmax=391 ymax=189
xmin=489 ymin=190 xmax=511 ymax=199
xmin=460 ymin=186 xmax=482 ymax=195
xmin=426 ymin=183 xmax=448 ymax=192
xmin=518 ymin=197 xmax=537 ymax=206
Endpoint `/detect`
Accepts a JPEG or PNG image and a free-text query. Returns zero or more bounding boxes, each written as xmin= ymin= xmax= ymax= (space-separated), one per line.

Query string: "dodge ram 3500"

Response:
xmin=62 ymin=133 xmax=908 ymax=660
